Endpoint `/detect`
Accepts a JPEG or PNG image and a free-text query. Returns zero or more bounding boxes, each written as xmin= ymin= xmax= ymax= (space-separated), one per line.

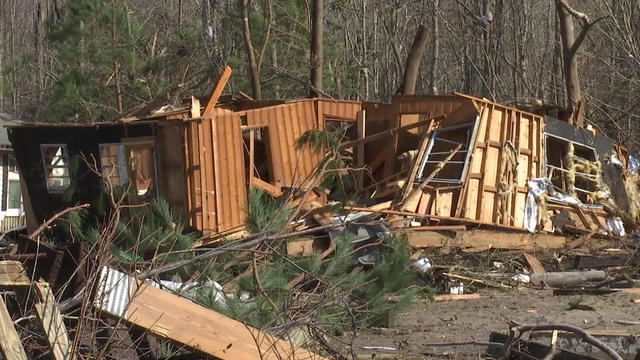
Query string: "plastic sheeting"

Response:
xmin=524 ymin=178 xmax=585 ymax=232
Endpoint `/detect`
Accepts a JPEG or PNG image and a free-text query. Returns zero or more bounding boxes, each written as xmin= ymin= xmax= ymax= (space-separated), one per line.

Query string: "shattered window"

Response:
xmin=124 ymin=141 xmax=157 ymax=198
xmin=41 ymin=144 xmax=71 ymax=192
xmin=99 ymin=144 xmax=129 ymax=186
xmin=416 ymin=119 xmax=478 ymax=184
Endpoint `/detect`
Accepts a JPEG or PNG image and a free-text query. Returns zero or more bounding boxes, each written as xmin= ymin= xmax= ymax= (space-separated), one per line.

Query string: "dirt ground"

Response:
xmin=345 ymin=288 xmax=640 ymax=359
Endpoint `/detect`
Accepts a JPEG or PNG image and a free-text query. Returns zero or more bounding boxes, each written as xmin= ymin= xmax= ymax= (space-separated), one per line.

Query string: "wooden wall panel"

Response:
xmin=244 ymin=99 xmax=360 ymax=189
xmin=246 ymin=101 xmax=319 ymax=188
xmin=317 ymin=99 xmax=361 ymax=121
xmin=393 ymin=95 xmax=465 ymax=115
xmin=210 ymin=108 xmax=247 ymax=232
xmin=457 ymin=99 xmax=544 ymax=230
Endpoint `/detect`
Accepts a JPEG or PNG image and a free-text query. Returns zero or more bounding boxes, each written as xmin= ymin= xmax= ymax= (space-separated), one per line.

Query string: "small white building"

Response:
xmin=0 ymin=113 xmax=24 ymax=231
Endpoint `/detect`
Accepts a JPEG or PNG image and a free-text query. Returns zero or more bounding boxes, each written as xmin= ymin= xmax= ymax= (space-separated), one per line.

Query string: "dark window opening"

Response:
xmin=243 ymin=127 xmax=274 ymax=185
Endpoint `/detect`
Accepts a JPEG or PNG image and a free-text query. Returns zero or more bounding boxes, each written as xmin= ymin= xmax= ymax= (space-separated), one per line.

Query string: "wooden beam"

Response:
xmin=34 ymin=281 xmax=70 ymax=360
xmin=405 ymin=230 xmax=567 ymax=251
xmin=95 ymin=267 xmax=326 ymax=360
xmin=203 ymin=66 xmax=232 ymax=118
xmin=251 ymin=177 xmax=283 ymax=197
xmin=522 ymin=253 xmax=546 ymax=274
xmin=434 ymin=293 xmax=481 ymax=302
xmin=0 ymin=294 xmax=28 ymax=360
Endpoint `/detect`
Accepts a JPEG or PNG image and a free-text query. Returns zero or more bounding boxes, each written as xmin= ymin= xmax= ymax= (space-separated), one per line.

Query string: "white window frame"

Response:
xmin=40 ymin=144 xmax=71 ymax=193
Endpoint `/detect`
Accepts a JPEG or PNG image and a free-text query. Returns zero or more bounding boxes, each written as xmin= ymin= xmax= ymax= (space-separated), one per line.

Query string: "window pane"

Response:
xmin=41 ymin=145 xmax=71 ymax=192
xmin=7 ymin=179 xmax=21 ymax=209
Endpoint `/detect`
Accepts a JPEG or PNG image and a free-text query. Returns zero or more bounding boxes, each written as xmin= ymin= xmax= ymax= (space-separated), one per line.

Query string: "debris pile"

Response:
xmin=2 ymin=67 xmax=640 ymax=358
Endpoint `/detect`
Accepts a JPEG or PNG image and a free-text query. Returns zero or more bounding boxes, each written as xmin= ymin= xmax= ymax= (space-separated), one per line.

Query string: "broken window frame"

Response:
xmin=121 ymin=137 xmax=159 ymax=199
xmin=415 ymin=117 xmax=480 ymax=184
xmin=99 ymin=143 xmax=129 ymax=187
xmin=543 ymin=133 xmax=600 ymax=202
xmin=40 ymin=144 xmax=71 ymax=193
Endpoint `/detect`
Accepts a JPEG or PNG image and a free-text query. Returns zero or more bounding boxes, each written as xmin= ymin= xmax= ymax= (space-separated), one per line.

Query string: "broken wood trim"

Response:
xmin=0 ymin=261 xmax=32 ymax=287
xmin=400 ymin=143 xmax=462 ymax=212
xmin=34 ymin=281 xmax=71 ymax=360
xmin=252 ymin=177 xmax=283 ymax=197
xmin=203 ymin=66 xmax=232 ymax=118
xmin=0 ymin=294 xmax=28 ymax=360
xmin=522 ymin=253 xmax=546 ymax=274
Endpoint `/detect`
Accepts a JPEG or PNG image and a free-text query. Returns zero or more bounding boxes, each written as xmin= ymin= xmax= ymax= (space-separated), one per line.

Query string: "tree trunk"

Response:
xmin=240 ymin=0 xmax=261 ymax=99
xmin=35 ymin=0 xmax=45 ymax=98
xmin=429 ymin=0 xmax=439 ymax=95
xmin=402 ymin=25 xmax=428 ymax=95
xmin=555 ymin=0 xmax=598 ymax=127
xmin=309 ymin=0 xmax=323 ymax=97
xmin=556 ymin=2 xmax=582 ymax=125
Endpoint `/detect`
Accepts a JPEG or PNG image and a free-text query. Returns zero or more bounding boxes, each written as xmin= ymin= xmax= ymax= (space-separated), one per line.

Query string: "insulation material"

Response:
xmin=606 ymin=217 xmax=626 ymax=237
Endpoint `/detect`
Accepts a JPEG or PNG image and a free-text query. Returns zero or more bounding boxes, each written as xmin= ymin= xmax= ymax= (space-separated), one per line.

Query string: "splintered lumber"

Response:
xmin=529 ymin=270 xmax=606 ymax=287
xmin=0 ymin=260 xmax=31 ymax=286
xmin=0 ymin=294 xmax=28 ymax=360
xmin=401 ymin=144 xmax=463 ymax=212
xmin=203 ymin=66 xmax=231 ymax=118
xmin=405 ymin=230 xmax=567 ymax=251
xmin=95 ymin=267 xmax=326 ymax=360
xmin=252 ymin=177 xmax=283 ymax=197
xmin=34 ymin=281 xmax=70 ymax=360
xmin=522 ymin=253 xmax=546 ymax=274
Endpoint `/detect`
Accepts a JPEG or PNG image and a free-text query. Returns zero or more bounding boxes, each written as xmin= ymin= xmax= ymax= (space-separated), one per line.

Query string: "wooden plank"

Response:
xmin=522 ymin=253 xmax=546 ymax=274
xmin=0 ymin=261 xmax=31 ymax=286
xmin=252 ymin=177 xmax=283 ymax=197
xmin=355 ymin=110 xmax=365 ymax=190
xmin=400 ymin=131 xmax=430 ymax=202
xmin=249 ymin=129 xmax=255 ymax=189
xmin=95 ymin=267 xmax=326 ymax=360
xmin=34 ymin=281 xmax=70 ymax=360
xmin=434 ymin=293 xmax=481 ymax=302
xmin=406 ymin=230 xmax=567 ymax=251
xmin=202 ymin=66 xmax=231 ymax=118
xmin=0 ymin=294 xmax=28 ymax=360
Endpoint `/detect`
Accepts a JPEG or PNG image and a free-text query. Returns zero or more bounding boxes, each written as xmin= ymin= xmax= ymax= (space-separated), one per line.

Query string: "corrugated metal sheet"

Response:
xmin=94 ymin=266 xmax=133 ymax=318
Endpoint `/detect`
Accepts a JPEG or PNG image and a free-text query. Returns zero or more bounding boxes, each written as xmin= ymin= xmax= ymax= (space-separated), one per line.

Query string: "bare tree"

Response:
xmin=555 ymin=0 xmax=603 ymax=126
xmin=402 ymin=25 xmax=428 ymax=95
xmin=309 ymin=0 xmax=323 ymax=97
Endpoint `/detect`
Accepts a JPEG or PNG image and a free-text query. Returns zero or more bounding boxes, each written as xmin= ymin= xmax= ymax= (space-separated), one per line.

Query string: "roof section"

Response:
xmin=0 ymin=113 xmax=22 ymax=146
